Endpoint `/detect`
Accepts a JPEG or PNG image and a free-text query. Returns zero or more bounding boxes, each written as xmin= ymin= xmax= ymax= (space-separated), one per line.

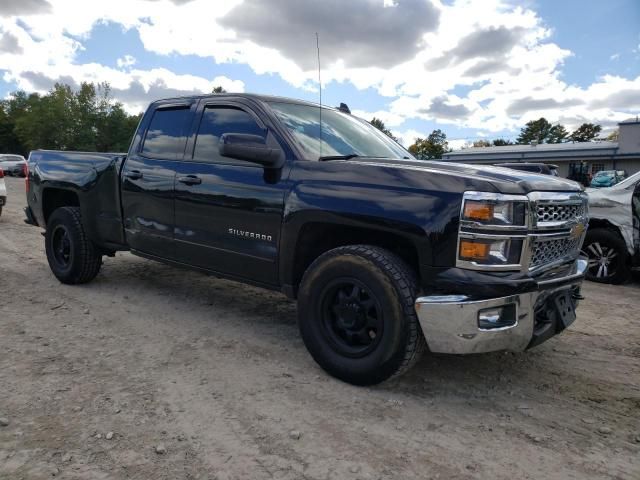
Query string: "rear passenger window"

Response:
xmin=193 ymin=107 xmax=266 ymax=164
xmin=142 ymin=107 xmax=191 ymax=160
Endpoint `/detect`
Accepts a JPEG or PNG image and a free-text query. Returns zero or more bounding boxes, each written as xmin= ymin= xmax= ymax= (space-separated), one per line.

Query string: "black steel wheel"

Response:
xmin=581 ymin=228 xmax=630 ymax=284
xmin=298 ymin=245 xmax=425 ymax=386
xmin=319 ymin=278 xmax=384 ymax=358
xmin=50 ymin=224 xmax=73 ymax=270
xmin=45 ymin=207 xmax=102 ymax=284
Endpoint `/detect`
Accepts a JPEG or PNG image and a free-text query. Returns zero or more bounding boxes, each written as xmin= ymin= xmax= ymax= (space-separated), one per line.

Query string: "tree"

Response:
xmin=6 ymin=81 xmax=142 ymax=155
xmin=408 ymin=129 xmax=449 ymax=159
xmin=492 ymin=138 xmax=513 ymax=146
xmin=516 ymin=118 xmax=552 ymax=144
xmin=472 ymin=140 xmax=490 ymax=147
xmin=548 ymin=124 xmax=569 ymax=144
xmin=212 ymin=86 xmax=227 ymax=94
xmin=516 ymin=118 xmax=568 ymax=144
xmin=569 ymin=123 xmax=602 ymax=142
xmin=369 ymin=117 xmax=398 ymax=141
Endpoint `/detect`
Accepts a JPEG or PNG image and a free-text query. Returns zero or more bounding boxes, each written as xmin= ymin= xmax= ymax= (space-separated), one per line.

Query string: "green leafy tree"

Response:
xmin=516 ymin=118 xmax=568 ymax=144
xmin=472 ymin=140 xmax=490 ymax=147
xmin=408 ymin=129 xmax=449 ymax=159
xmin=7 ymin=82 xmax=142 ymax=155
xmin=569 ymin=123 xmax=602 ymax=142
xmin=492 ymin=138 xmax=513 ymax=146
xmin=516 ymin=118 xmax=553 ymax=144
xmin=0 ymin=91 xmax=32 ymax=154
xmin=369 ymin=117 xmax=398 ymax=141
xmin=212 ymin=86 xmax=227 ymax=94
xmin=548 ymin=124 xmax=569 ymax=144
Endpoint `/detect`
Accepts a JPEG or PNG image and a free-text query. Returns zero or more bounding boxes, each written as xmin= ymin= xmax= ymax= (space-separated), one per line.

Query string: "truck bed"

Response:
xmin=27 ymin=150 xmax=128 ymax=250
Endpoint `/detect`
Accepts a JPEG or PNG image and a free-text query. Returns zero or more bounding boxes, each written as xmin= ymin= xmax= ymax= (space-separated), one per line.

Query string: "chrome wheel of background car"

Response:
xmin=51 ymin=225 xmax=72 ymax=268
xmin=320 ymin=278 xmax=384 ymax=358
xmin=582 ymin=242 xmax=618 ymax=279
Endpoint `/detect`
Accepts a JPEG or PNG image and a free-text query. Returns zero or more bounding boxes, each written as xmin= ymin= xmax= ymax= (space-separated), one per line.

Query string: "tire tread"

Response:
xmin=300 ymin=244 xmax=426 ymax=383
xmin=46 ymin=206 xmax=102 ymax=284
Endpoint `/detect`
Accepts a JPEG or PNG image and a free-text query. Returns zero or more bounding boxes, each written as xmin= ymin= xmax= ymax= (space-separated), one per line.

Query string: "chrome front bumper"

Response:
xmin=415 ymin=258 xmax=588 ymax=354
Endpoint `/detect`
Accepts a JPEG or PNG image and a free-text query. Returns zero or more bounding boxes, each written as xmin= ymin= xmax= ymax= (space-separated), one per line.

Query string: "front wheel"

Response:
xmin=45 ymin=206 xmax=102 ymax=284
xmin=297 ymin=245 xmax=425 ymax=386
xmin=581 ymin=229 xmax=630 ymax=284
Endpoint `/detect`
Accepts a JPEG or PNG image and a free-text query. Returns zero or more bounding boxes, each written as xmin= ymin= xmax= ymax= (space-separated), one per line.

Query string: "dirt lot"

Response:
xmin=0 ymin=175 xmax=639 ymax=480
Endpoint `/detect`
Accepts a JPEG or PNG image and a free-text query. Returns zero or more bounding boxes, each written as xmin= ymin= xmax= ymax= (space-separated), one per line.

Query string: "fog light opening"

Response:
xmin=478 ymin=304 xmax=517 ymax=330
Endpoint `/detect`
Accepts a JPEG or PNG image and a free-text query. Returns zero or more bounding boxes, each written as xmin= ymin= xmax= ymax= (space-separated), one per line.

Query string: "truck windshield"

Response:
xmin=268 ymin=102 xmax=412 ymax=161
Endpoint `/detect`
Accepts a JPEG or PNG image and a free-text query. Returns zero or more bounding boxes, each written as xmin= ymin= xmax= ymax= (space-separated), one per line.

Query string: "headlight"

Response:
xmin=461 ymin=196 xmax=527 ymax=227
xmin=457 ymin=192 xmax=529 ymax=271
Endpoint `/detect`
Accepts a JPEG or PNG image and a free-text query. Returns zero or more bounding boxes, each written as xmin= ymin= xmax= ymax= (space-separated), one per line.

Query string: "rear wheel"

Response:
xmin=297 ymin=245 xmax=425 ymax=385
xmin=45 ymin=207 xmax=102 ymax=284
xmin=581 ymin=228 xmax=630 ymax=284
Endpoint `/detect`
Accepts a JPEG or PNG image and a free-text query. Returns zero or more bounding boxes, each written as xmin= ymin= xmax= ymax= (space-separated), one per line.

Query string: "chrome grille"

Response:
xmin=530 ymin=236 xmax=582 ymax=270
xmin=536 ymin=203 xmax=585 ymax=224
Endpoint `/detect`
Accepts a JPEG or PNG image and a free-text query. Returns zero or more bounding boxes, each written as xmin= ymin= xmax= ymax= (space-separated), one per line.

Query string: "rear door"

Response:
xmin=173 ymin=100 xmax=289 ymax=285
xmin=121 ymin=101 xmax=196 ymax=259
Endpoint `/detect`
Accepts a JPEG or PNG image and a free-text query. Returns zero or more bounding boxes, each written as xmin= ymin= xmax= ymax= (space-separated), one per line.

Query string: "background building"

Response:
xmin=442 ymin=119 xmax=640 ymax=183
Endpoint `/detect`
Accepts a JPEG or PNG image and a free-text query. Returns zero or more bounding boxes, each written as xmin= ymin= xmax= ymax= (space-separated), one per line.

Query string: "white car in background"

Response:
xmin=0 ymin=167 xmax=7 ymax=217
xmin=0 ymin=154 xmax=28 ymax=177
xmin=583 ymin=171 xmax=640 ymax=283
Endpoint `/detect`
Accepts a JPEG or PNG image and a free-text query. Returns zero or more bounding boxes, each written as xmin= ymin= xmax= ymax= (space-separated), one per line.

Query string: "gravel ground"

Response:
xmin=1 ymin=176 xmax=639 ymax=480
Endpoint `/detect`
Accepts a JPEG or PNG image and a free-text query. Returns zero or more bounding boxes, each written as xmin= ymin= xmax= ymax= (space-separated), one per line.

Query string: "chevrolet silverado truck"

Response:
xmin=25 ymin=94 xmax=589 ymax=385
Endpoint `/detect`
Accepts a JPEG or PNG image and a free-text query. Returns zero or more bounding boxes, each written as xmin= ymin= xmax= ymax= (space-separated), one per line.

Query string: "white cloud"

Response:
xmin=210 ymin=75 xmax=245 ymax=93
xmin=395 ymin=129 xmax=424 ymax=148
xmin=116 ymin=54 xmax=136 ymax=68
xmin=351 ymin=108 xmax=406 ymax=128
xmin=610 ymin=53 xmax=620 ymax=61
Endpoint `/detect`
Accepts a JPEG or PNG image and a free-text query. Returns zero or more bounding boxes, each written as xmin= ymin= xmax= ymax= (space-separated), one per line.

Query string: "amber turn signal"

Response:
xmin=459 ymin=240 xmax=490 ymax=260
xmin=463 ymin=201 xmax=494 ymax=222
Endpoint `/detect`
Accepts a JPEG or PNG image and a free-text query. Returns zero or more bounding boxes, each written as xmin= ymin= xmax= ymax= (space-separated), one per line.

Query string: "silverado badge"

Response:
xmin=228 ymin=228 xmax=273 ymax=242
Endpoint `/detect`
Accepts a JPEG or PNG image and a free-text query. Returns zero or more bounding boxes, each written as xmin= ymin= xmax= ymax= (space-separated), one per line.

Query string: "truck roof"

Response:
xmin=149 ymin=93 xmax=330 ymax=110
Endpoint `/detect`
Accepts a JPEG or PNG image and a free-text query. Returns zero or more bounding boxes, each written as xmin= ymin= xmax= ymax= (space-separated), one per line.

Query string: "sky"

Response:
xmin=0 ymin=0 xmax=638 ymax=150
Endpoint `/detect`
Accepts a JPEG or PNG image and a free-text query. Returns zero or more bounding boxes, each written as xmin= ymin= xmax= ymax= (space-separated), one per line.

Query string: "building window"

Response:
xmin=592 ymin=163 xmax=605 ymax=173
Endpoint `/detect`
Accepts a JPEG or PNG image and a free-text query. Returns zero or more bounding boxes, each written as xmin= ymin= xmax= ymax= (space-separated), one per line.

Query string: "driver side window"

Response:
xmin=192 ymin=106 xmax=266 ymax=165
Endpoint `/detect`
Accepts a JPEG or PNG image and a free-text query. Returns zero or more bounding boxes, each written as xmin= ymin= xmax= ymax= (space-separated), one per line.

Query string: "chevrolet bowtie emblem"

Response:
xmin=570 ymin=223 xmax=585 ymax=239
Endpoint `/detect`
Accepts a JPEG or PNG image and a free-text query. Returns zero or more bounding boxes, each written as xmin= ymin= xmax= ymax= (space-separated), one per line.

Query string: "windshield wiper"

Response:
xmin=318 ymin=154 xmax=361 ymax=162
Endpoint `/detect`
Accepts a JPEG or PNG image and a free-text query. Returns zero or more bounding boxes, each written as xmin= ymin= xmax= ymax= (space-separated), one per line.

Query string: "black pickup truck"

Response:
xmin=25 ymin=94 xmax=589 ymax=385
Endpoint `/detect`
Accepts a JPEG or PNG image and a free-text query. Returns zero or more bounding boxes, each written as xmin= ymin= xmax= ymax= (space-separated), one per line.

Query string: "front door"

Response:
xmin=121 ymin=102 xmax=195 ymax=259
xmin=173 ymin=101 xmax=289 ymax=285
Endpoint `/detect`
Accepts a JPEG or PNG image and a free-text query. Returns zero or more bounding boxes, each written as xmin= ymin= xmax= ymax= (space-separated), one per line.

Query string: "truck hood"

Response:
xmin=349 ymin=159 xmax=583 ymax=195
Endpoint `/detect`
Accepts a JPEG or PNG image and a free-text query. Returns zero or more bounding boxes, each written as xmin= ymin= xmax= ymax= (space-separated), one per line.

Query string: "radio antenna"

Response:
xmin=316 ymin=32 xmax=322 ymax=158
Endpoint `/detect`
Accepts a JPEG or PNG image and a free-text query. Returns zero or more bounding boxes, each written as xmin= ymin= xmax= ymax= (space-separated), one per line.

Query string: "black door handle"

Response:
xmin=124 ymin=170 xmax=143 ymax=180
xmin=178 ymin=175 xmax=202 ymax=186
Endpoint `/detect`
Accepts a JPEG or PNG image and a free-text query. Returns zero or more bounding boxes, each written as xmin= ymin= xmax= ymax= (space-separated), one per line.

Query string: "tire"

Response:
xmin=45 ymin=206 xmax=102 ymax=284
xmin=581 ymin=228 xmax=630 ymax=284
xmin=297 ymin=245 xmax=425 ymax=386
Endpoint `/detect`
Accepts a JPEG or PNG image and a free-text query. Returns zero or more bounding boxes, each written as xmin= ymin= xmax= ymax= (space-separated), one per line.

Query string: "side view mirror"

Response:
xmin=219 ymin=133 xmax=284 ymax=168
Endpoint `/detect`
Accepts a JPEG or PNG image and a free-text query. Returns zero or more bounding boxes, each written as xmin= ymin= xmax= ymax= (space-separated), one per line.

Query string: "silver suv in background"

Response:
xmin=583 ymin=171 xmax=640 ymax=283
xmin=0 ymin=154 xmax=27 ymax=177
